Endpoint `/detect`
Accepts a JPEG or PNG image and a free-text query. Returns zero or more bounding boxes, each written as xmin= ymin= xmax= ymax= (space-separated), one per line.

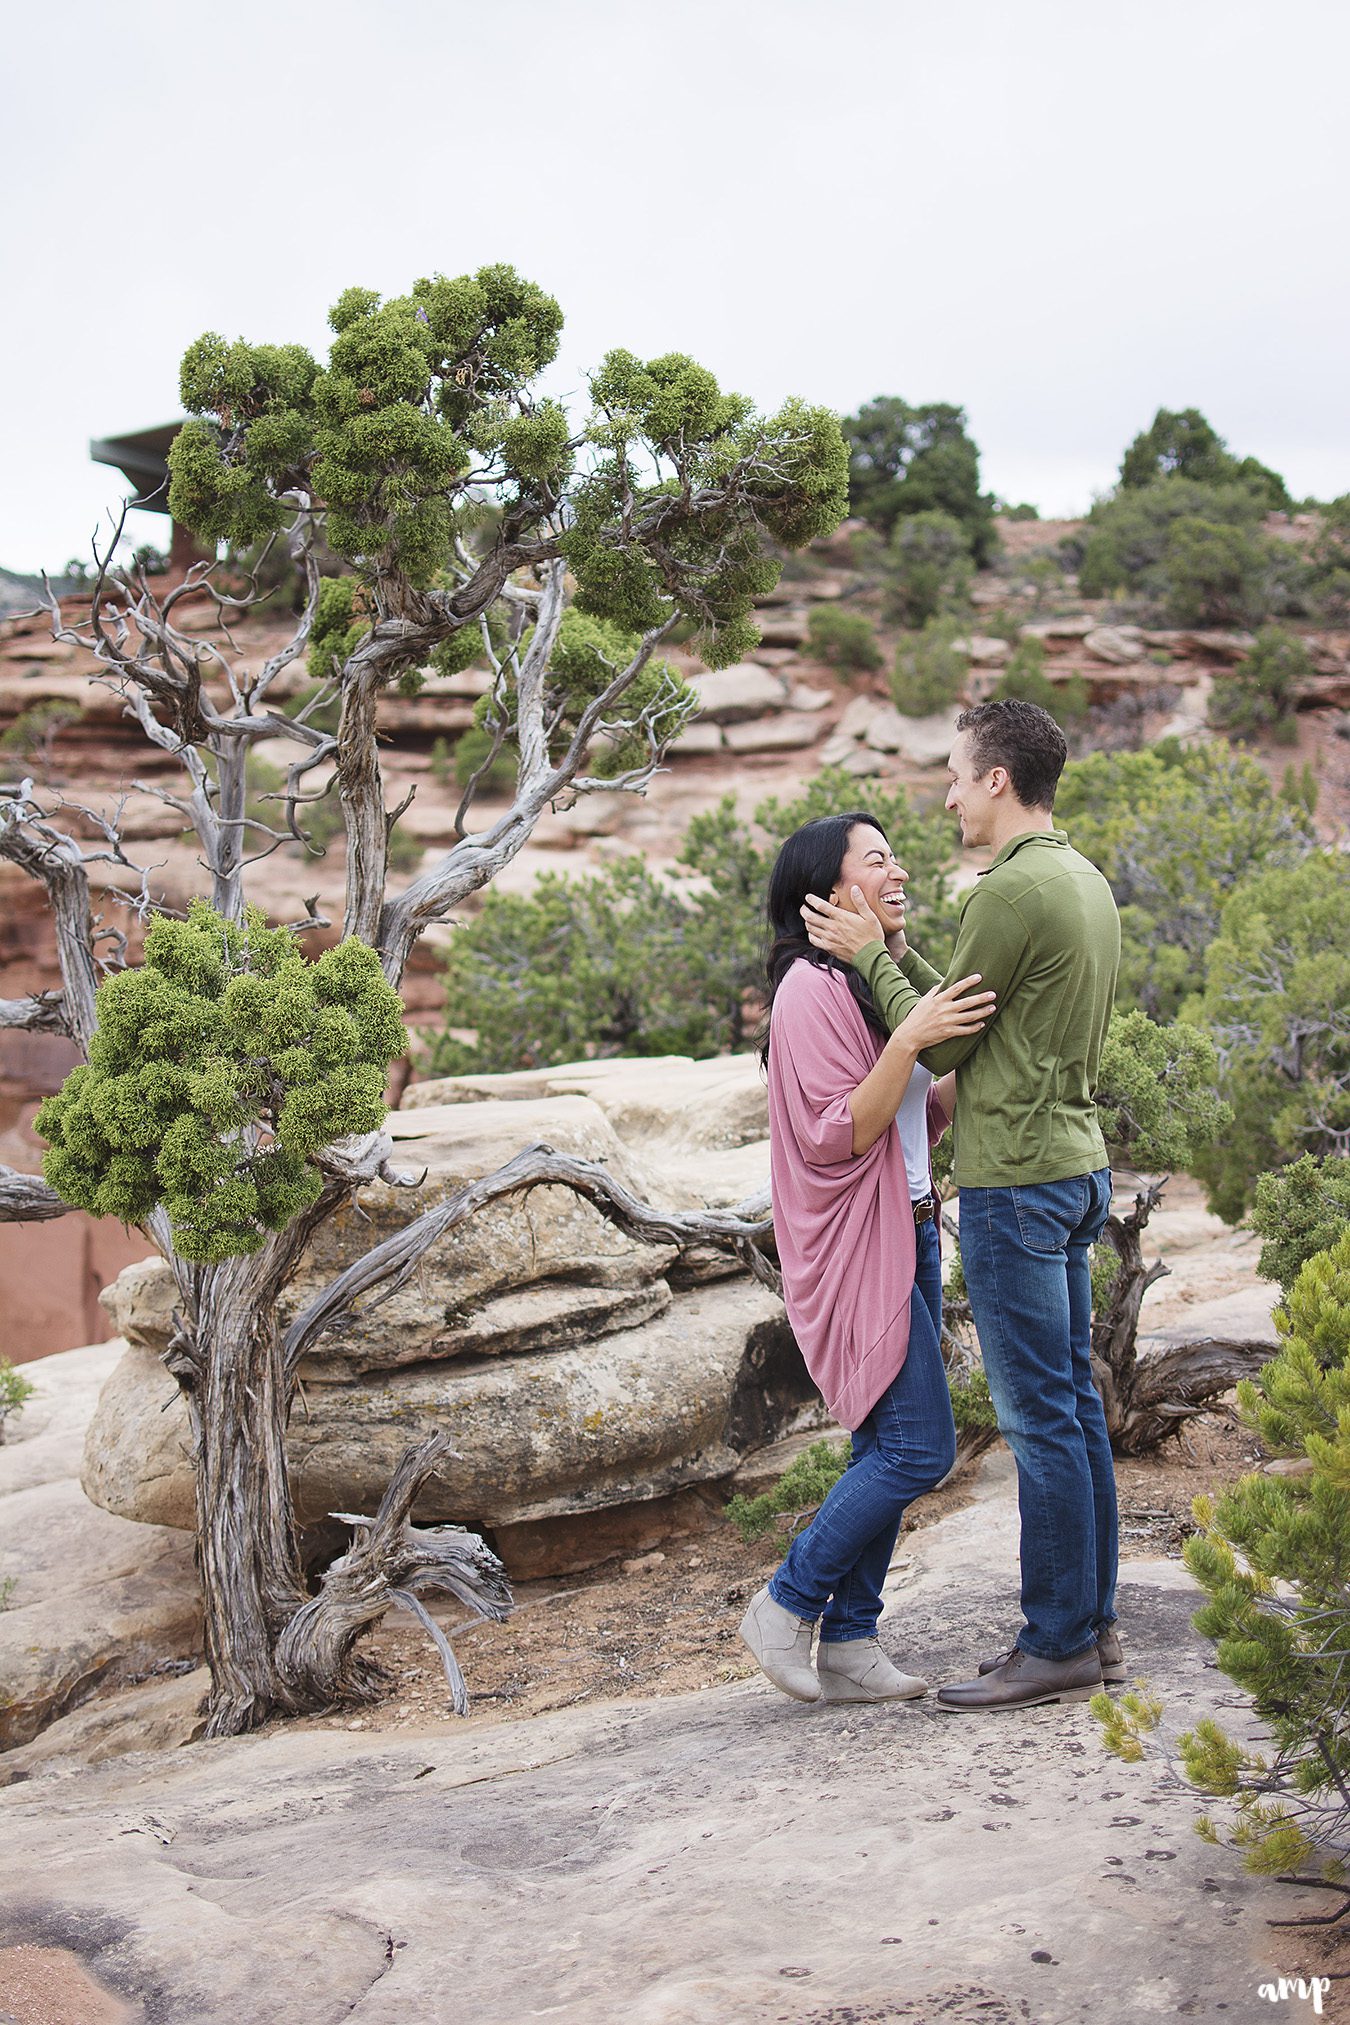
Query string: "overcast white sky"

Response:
xmin=4 ymin=0 xmax=1348 ymax=573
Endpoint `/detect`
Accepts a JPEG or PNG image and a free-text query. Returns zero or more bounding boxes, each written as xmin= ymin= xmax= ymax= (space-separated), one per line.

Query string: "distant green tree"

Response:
xmin=1056 ymin=743 xmax=1315 ymax=1021
xmin=428 ymin=770 xmax=959 ymax=1075
xmin=1188 ymin=853 xmax=1350 ymax=1222
xmin=1306 ymin=495 xmax=1350 ymax=622
xmin=806 ymin=605 xmax=883 ymax=672
xmin=1209 ymin=625 xmax=1312 ymax=744
xmin=1163 ymin=517 xmax=1283 ymax=628
xmin=0 ymin=700 xmax=79 ymax=778
xmin=1079 ymin=476 xmax=1296 ymax=623
xmin=1119 ymin=407 xmax=1291 ymax=510
xmin=1250 ymin=1155 xmax=1350 ymax=1306
xmin=990 ymin=636 xmax=1087 ymax=729
xmin=1089 ymin=1009 xmax=1238 ymax=1451
xmin=842 ymin=397 xmax=996 ymax=561
xmin=890 ymin=615 xmax=968 ymax=717
xmin=882 ymin=509 xmax=974 ymax=626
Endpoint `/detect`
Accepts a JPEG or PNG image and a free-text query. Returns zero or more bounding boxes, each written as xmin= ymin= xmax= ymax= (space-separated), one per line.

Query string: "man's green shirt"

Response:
xmin=854 ymin=829 xmax=1121 ymax=1188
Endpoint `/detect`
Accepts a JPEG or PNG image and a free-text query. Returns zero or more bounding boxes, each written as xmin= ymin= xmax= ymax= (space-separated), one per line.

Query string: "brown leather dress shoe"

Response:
xmin=977 ymin=1625 xmax=1125 ymax=1684
xmin=937 ymin=1644 xmax=1103 ymax=1712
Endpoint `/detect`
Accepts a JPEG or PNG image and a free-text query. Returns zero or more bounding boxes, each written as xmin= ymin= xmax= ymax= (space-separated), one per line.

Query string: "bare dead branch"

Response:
xmin=274 ymin=1432 xmax=513 ymax=1713
xmin=284 ymin=1144 xmax=776 ymax=1370
xmin=0 ymin=1164 xmax=73 ymax=1222
xmin=0 ymin=991 xmax=69 ymax=1036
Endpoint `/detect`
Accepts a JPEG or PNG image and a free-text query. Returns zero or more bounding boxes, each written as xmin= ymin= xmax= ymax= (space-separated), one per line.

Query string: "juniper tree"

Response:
xmin=0 ymin=265 xmax=844 ymax=1735
xmin=1102 ymin=1233 xmax=1350 ymax=1900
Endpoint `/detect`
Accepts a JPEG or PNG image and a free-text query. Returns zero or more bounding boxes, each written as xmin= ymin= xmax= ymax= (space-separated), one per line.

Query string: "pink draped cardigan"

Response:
xmin=767 ymin=958 xmax=948 ymax=1430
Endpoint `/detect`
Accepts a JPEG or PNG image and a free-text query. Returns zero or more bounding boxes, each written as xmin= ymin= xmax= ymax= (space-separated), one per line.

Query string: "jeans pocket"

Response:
xmin=1010 ymin=1177 xmax=1089 ymax=1255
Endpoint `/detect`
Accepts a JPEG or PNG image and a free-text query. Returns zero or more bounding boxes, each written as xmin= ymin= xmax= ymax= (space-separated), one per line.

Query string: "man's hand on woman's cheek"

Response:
xmin=802 ymin=887 xmax=885 ymax=961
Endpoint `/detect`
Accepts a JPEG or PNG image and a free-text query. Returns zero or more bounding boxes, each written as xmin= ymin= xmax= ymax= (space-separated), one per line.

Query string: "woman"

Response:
xmin=739 ymin=813 xmax=994 ymax=1705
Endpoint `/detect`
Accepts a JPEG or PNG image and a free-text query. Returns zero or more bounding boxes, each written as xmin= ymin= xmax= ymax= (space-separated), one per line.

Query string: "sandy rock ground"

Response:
xmin=0 ymin=1444 xmax=1338 ymax=2025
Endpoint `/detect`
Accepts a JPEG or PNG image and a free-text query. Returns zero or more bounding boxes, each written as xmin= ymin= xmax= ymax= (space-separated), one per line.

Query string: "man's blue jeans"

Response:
xmin=958 ymin=1169 xmax=1117 ymax=1662
xmin=769 ymin=1220 xmax=957 ymax=1641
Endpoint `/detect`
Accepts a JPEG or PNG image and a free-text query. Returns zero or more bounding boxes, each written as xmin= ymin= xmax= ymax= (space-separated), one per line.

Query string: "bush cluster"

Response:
xmin=36 ymin=902 xmax=407 ymax=1262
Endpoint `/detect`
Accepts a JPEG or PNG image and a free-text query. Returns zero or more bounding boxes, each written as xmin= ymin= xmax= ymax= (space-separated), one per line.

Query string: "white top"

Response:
xmin=896 ymin=1063 xmax=935 ymax=1201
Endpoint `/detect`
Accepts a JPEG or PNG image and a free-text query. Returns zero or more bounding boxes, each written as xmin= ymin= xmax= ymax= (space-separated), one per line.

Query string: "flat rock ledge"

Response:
xmin=0 ymin=1451 xmax=1309 ymax=2025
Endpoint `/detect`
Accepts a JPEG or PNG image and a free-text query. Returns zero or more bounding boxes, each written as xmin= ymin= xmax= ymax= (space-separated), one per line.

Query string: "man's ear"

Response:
xmin=986 ymin=765 xmax=1011 ymax=798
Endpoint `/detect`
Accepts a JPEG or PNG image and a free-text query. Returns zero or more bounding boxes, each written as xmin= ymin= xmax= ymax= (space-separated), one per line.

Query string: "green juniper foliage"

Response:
xmin=842 ymin=398 xmax=997 ymax=562
xmin=1117 ymin=406 xmax=1291 ymax=511
xmin=1078 ymin=476 xmax=1299 ymax=626
xmin=1208 ymin=625 xmax=1312 ymax=745
xmin=725 ymin=1437 xmax=851 ymax=1549
xmin=461 ymin=608 xmax=699 ymax=782
xmin=0 ymin=1356 xmax=36 ymax=1441
xmin=35 ymin=902 xmax=407 ymax=1263
xmin=1056 ymin=743 xmax=1315 ymax=1022
xmin=1095 ymin=1233 xmax=1350 ymax=1879
xmin=169 ymin=268 xmax=848 ymax=674
xmin=1251 ymin=1157 xmax=1350 ymax=1307
xmin=1094 ymin=1008 xmax=1232 ymax=1174
xmin=889 ymin=615 xmax=968 ymax=718
xmin=882 ymin=509 xmax=974 ymax=627
xmin=428 ymin=770 xmax=959 ymax=1076
xmin=805 ymin=605 xmax=884 ymax=672
xmin=1187 ymin=853 xmax=1350 ymax=1223
xmin=990 ymin=635 xmax=1087 ymax=730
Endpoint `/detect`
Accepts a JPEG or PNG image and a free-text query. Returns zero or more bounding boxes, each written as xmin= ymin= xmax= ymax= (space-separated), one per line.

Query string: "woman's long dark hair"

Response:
xmin=758 ymin=812 xmax=892 ymax=1065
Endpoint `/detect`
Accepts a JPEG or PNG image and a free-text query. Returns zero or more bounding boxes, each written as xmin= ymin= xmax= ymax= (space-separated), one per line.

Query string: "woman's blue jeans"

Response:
xmin=958 ymin=1169 xmax=1117 ymax=1662
xmin=769 ymin=1220 xmax=957 ymax=1642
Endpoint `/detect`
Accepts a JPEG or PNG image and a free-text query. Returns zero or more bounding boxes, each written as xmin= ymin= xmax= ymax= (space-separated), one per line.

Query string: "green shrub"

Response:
xmin=1056 ymin=743 xmax=1315 ymax=1021
xmin=806 ymin=605 xmax=883 ymax=672
xmin=1209 ymin=625 xmax=1311 ymax=744
xmin=35 ymin=901 xmax=407 ymax=1262
xmin=1118 ymin=407 xmax=1290 ymax=510
xmin=990 ymin=637 xmax=1087 ymax=728
xmin=842 ymin=397 xmax=997 ymax=561
xmin=0 ymin=1357 xmax=35 ymax=1443
xmin=1166 ymin=1233 xmax=1350 ymax=1879
xmin=1163 ymin=517 xmax=1282 ymax=628
xmin=1251 ymin=1155 xmax=1350 ymax=1306
xmin=882 ymin=510 xmax=973 ymax=626
xmin=1079 ymin=477 xmax=1297 ymax=625
xmin=890 ymin=616 xmax=967 ymax=717
xmin=1187 ymin=853 xmax=1350 ymax=1222
xmin=725 ymin=1437 xmax=850 ymax=1549
xmin=428 ymin=770 xmax=959 ymax=1075
xmin=1306 ymin=495 xmax=1350 ymax=622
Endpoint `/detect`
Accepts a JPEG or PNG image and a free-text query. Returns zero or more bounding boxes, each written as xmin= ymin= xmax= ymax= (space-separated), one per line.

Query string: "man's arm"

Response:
xmin=800 ymin=882 xmax=1031 ymax=1071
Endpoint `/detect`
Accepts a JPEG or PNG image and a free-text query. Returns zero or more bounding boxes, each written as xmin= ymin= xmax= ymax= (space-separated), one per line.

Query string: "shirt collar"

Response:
xmin=981 ymin=828 xmax=1069 ymax=875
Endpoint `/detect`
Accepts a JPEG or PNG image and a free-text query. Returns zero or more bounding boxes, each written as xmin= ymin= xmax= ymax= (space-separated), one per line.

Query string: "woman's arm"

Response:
xmin=847 ymin=977 xmax=994 ymax=1155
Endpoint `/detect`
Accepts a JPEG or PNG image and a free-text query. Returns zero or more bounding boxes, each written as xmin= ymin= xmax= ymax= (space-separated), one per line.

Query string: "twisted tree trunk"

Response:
xmin=1091 ymin=1177 xmax=1275 ymax=1454
xmin=185 ymin=1263 xmax=311 ymax=1736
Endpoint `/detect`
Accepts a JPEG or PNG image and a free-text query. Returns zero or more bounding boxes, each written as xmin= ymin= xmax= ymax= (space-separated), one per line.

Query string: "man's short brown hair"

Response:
xmin=955 ymin=698 xmax=1068 ymax=811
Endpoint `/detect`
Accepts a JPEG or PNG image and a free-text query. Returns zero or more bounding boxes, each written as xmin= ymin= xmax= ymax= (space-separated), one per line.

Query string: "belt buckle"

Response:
xmin=912 ymin=1195 xmax=936 ymax=1226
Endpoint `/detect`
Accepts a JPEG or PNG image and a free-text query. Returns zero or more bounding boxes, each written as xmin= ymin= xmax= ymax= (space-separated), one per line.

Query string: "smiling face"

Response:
xmin=944 ymin=730 xmax=1002 ymax=847
xmin=833 ymin=823 xmax=910 ymax=932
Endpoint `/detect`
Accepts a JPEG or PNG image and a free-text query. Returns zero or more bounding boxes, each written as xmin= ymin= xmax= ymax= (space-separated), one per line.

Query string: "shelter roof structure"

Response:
xmin=89 ymin=422 xmax=185 ymax=517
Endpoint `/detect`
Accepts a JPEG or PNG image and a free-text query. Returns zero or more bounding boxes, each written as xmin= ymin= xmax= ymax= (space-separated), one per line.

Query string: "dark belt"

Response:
xmin=912 ymin=1194 xmax=937 ymax=1226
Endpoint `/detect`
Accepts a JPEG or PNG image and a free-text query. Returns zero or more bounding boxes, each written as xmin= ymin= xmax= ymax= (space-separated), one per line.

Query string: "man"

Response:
xmin=804 ymin=698 xmax=1122 ymax=1711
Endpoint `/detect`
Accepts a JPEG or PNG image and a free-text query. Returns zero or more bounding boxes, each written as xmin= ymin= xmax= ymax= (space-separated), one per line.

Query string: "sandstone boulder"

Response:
xmin=951 ymin=635 xmax=1010 ymax=666
xmin=1084 ymin=626 xmax=1145 ymax=665
xmin=722 ymin=714 xmax=821 ymax=753
xmin=1019 ymin=617 xmax=1098 ymax=648
xmin=887 ymin=706 xmax=963 ymax=766
xmin=670 ymin=719 xmax=724 ymax=753
xmin=686 ymin=665 xmax=787 ymax=723
xmin=405 ymin=1052 xmax=769 ymax=1156
xmin=754 ymin=610 xmax=809 ymax=647
xmin=0 ymin=1343 xmax=201 ymax=1751
xmin=788 ymin=684 xmax=832 ymax=712
xmin=82 ymin=1281 xmax=818 ymax=1546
